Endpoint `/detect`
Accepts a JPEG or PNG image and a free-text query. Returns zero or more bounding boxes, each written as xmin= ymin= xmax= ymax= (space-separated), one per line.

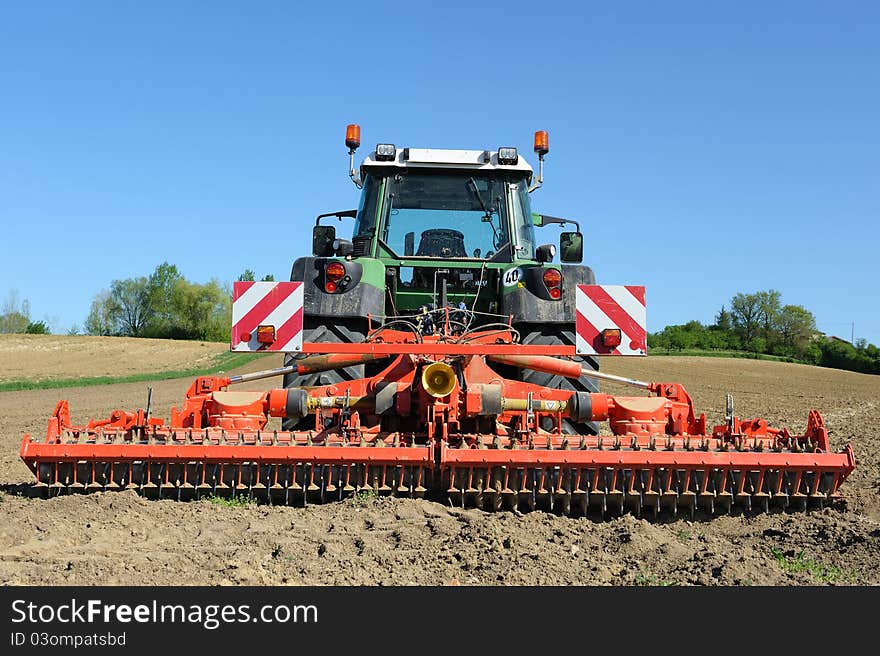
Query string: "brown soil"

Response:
xmin=1 ymin=348 xmax=878 ymax=586
xmin=0 ymin=334 xmax=229 ymax=383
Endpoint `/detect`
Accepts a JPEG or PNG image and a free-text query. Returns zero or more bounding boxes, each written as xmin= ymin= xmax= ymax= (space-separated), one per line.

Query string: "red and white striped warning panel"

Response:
xmin=575 ymin=285 xmax=647 ymax=356
xmin=231 ymin=281 xmax=304 ymax=352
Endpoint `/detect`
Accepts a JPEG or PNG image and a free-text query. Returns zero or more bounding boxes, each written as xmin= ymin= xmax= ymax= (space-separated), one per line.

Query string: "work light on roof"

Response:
xmin=375 ymin=143 xmax=397 ymax=161
xmin=497 ymin=147 xmax=518 ymax=165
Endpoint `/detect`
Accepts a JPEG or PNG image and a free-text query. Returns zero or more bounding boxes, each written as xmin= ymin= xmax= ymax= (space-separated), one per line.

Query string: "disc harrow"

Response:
xmin=19 ymin=330 xmax=856 ymax=517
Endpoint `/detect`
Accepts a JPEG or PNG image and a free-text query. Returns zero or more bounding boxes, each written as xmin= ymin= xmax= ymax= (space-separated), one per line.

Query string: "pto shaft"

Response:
xmin=487 ymin=354 xmax=650 ymax=390
xmin=226 ymin=352 xmax=391 ymax=385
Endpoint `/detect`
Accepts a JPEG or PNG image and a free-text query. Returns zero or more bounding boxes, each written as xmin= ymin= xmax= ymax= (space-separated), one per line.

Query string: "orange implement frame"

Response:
xmin=299 ymin=342 xmax=577 ymax=356
xmin=18 ymin=331 xmax=857 ymax=516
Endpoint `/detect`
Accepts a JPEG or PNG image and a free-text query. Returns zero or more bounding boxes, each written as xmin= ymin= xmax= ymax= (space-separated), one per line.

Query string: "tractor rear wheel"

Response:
xmin=514 ymin=325 xmax=600 ymax=435
xmin=281 ymin=318 xmax=367 ymax=431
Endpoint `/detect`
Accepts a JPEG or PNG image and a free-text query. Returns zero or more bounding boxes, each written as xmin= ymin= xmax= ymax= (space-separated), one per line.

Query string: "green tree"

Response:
xmin=714 ymin=305 xmax=733 ymax=331
xmin=0 ymin=290 xmax=31 ymax=333
xmin=774 ymin=304 xmax=816 ymax=354
xmin=109 ymin=277 xmax=153 ymax=336
xmin=730 ymin=292 xmax=762 ymax=343
xmin=755 ymin=289 xmax=782 ymax=339
xmin=85 ymin=263 xmax=236 ymax=341
xmin=238 ymin=269 xmax=275 ymax=282
xmin=729 ymin=289 xmax=781 ymax=345
xmin=654 ymin=324 xmax=699 ymax=350
xmin=146 ymin=262 xmax=183 ymax=336
xmin=746 ymin=336 xmax=767 ymax=354
xmin=25 ymin=320 xmax=49 ymax=334
xmin=85 ymin=290 xmax=118 ymax=336
xmin=170 ymin=278 xmax=231 ymax=341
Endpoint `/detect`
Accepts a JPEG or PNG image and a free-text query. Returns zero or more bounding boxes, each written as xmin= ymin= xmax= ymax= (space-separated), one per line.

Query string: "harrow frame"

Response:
xmin=19 ymin=334 xmax=857 ymax=517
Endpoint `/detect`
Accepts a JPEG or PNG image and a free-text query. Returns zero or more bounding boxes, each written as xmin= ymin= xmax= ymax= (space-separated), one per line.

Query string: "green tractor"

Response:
xmin=283 ymin=126 xmax=599 ymax=433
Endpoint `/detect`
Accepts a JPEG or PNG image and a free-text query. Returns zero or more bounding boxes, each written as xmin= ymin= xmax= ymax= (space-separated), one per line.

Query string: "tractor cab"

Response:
xmin=350 ymin=148 xmax=538 ymax=264
xmin=308 ymin=128 xmax=586 ymax=318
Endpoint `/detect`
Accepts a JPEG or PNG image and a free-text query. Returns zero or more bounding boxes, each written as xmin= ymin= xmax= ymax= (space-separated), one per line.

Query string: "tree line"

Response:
xmin=649 ymin=290 xmax=880 ymax=374
xmin=84 ymin=263 xmax=274 ymax=341
xmin=0 ymin=265 xmax=275 ymax=341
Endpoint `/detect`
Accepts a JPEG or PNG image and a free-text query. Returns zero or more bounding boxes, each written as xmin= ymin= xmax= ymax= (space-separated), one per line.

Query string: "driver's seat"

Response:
xmin=416 ymin=229 xmax=467 ymax=258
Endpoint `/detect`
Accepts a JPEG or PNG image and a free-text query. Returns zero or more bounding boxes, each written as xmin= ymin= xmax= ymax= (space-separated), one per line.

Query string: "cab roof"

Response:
xmin=361 ymin=148 xmax=534 ymax=181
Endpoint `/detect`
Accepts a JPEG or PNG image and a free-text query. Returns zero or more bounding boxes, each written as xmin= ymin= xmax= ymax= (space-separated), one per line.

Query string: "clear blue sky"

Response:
xmin=1 ymin=1 xmax=878 ymax=344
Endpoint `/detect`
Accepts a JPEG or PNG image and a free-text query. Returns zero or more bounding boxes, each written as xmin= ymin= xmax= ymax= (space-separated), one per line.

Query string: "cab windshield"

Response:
xmin=354 ymin=170 xmax=535 ymax=260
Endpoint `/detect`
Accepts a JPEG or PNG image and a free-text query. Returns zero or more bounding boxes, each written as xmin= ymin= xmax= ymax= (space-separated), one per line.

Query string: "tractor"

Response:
xmin=284 ymin=127 xmax=599 ymax=434
xmin=18 ymin=126 xmax=855 ymax=517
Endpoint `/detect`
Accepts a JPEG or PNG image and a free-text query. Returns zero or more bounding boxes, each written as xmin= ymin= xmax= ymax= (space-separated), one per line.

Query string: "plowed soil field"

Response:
xmin=0 ymin=334 xmax=229 ymax=383
xmin=1 ymin=337 xmax=878 ymax=585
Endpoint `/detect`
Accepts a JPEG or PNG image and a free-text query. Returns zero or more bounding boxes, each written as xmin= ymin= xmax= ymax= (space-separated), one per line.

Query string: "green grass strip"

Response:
xmin=0 ymin=351 xmax=270 ymax=392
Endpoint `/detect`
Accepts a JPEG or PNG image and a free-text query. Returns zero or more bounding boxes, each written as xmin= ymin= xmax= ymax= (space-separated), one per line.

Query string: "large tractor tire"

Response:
xmin=281 ymin=318 xmax=367 ymax=431
xmin=515 ymin=325 xmax=601 ymax=436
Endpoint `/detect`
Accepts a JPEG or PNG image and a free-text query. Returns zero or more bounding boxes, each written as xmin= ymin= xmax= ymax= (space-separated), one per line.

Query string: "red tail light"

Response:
xmin=543 ymin=268 xmax=562 ymax=299
xmin=601 ymin=329 xmax=622 ymax=348
xmin=256 ymin=325 xmax=276 ymax=344
xmin=326 ymin=262 xmax=346 ymax=282
xmin=325 ymin=281 xmax=338 ymax=293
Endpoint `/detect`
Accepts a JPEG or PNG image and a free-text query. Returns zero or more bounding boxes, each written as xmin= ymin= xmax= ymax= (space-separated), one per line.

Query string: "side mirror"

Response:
xmin=313 ymin=225 xmax=336 ymax=257
xmin=559 ymin=232 xmax=583 ymax=263
xmin=404 ymin=232 xmax=415 ymax=256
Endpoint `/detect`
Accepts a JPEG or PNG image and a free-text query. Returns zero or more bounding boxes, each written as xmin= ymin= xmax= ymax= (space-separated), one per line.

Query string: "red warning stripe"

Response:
xmin=232 ymin=280 xmax=255 ymax=301
xmin=261 ymin=306 xmax=303 ymax=351
xmin=576 ymin=308 xmax=620 ymax=355
xmin=624 ymin=285 xmax=646 ymax=306
xmin=234 ymin=284 xmax=298 ymax=341
xmin=582 ymin=286 xmax=646 ymax=349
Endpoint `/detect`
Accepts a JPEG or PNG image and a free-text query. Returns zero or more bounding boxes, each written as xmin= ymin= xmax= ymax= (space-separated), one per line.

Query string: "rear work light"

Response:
xmin=256 ymin=325 xmax=276 ymax=344
xmin=543 ymin=268 xmax=562 ymax=299
xmin=375 ymin=143 xmax=396 ymax=161
xmin=601 ymin=328 xmax=622 ymax=348
xmin=497 ymin=147 xmax=518 ymax=165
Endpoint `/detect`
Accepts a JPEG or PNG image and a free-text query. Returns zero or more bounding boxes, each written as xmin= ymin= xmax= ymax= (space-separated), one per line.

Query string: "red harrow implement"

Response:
xmin=19 ymin=325 xmax=855 ymax=517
